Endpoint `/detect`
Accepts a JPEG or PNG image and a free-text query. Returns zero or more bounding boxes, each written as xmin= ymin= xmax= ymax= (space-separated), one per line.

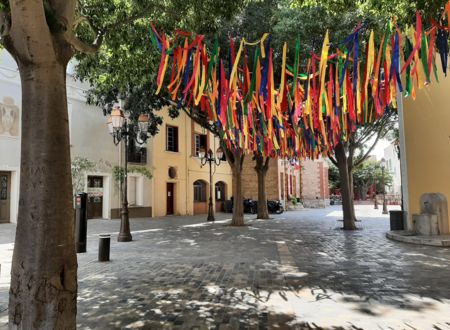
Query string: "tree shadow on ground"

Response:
xmin=76 ymin=257 xmax=450 ymax=330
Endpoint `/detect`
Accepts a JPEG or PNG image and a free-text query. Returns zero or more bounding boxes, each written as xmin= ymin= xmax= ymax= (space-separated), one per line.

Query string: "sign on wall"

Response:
xmin=0 ymin=96 xmax=20 ymax=138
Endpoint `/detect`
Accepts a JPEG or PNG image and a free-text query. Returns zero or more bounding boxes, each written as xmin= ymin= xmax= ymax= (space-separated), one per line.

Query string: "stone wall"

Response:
xmin=301 ymin=158 xmax=329 ymax=207
xmin=241 ymin=157 xmax=279 ymax=200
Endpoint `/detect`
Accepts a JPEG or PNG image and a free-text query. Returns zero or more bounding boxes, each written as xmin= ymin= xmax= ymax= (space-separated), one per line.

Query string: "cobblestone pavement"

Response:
xmin=1 ymin=205 xmax=450 ymax=329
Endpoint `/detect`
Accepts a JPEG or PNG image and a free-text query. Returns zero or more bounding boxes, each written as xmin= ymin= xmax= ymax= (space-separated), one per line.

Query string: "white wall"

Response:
xmin=0 ymin=50 xmax=152 ymax=221
xmin=0 ymin=51 xmax=21 ymax=223
xmin=383 ymin=144 xmax=402 ymax=195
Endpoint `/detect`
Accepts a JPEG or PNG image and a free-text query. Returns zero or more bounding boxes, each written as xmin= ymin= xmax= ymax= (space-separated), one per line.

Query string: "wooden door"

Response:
xmin=0 ymin=172 xmax=10 ymax=223
xmin=166 ymin=183 xmax=174 ymax=215
xmin=87 ymin=176 xmax=103 ymax=219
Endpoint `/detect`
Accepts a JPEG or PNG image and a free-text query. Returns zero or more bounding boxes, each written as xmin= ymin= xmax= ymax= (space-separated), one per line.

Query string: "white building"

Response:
xmin=0 ymin=50 xmax=152 ymax=223
xmin=383 ymin=144 xmax=402 ymax=196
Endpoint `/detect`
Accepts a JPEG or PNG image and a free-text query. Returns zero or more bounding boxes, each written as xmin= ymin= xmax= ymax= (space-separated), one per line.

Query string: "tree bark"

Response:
xmin=255 ymin=155 xmax=270 ymax=219
xmin=335 ymin=142 xmax=357 ymax=230
xmin=9 ymin=62 xmax=77 ymax=328
xmin=226 ymin=150 xmax=245 ymax=226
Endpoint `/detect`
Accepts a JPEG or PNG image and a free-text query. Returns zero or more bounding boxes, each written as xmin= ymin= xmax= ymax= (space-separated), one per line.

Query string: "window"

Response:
xmin=289 ymin=175 xmax=293 ymax=195
xmin=215 ymin=182 xmax=226 ymax=201
xmin=194 ymin=134 xmax=207 ymax=157
xmin=280 ymin=174 xmax=284 ymax=199
xmin=193 ymin=180 xmax=206 ymax=202
xmin=128 ymin=141 xmax=147 ymax=164
xmin=220 ymin=150 xmax=226 ymax=161
xmin=166 ymin=125 xmax=179 ymax=152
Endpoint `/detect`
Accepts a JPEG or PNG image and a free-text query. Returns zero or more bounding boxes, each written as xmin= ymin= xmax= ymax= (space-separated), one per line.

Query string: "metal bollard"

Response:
xmin=75 ymin=193 xmax=88 ymax=253
xmin=98 ymin=234 xmax=111 ymax=262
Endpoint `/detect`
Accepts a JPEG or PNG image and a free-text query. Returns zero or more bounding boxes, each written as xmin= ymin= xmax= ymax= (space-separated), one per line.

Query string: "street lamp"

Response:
xmin=380 ymin=158 xmax=388 ymax=215
xmin=374 ymin=192 xmax=379 ymax=209
xmin=107 ymin=104 xmax=151 ymax=242
xmin=199 ymin=147 xmax=224 ymax=222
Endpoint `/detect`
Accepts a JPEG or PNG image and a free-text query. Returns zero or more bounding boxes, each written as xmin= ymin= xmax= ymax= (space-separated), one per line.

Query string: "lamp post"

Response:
xmin=107 ymin=104 xmax=150 ymax=241
xmin=380 ymin=158 xmax=388 ymax=215
xmin=199 ymin=147 xmax=224 ymax=222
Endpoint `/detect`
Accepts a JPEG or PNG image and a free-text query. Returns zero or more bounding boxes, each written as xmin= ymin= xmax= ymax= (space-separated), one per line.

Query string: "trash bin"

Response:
xmin=98 ymin=234 xmax=111 ymax=262
xmin=389 ymin=210 xmax=405 ymax=230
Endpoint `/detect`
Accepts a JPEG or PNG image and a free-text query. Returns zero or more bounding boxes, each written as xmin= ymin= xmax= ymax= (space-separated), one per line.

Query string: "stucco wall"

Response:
xmin=0 ymin=50 xmax=152 ymax=221
xmin=403 ymin=75 xmax=450 ymax=229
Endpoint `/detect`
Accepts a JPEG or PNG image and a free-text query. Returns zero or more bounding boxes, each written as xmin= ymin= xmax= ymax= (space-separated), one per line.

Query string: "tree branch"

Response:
xmin=240 ymin=152 xmax=245 ymax=169
xmin=354 ymin=133 xmax=381 ymax=168
xmin=263 ymin=156 xmax=270 ymax=171
xmin=348 ymin=141 xmax=355 ymax=172
xmin=63 ymin=29 xmax=103 ymax=54
xmin=48 ymin=0 xmax=77 ymax=26
xmin=0 ymin=10 xmax=10 ymax=38
xmin=327 ymin=152 xmax=338 ymax=167
xmin=353 ymin=114 xmax=393 ymax=168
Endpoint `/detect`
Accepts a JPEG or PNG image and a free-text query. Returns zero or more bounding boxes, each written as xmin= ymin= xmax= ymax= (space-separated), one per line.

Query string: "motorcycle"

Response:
xmin=243 ymin=198 xmax=257 ymax=214
xmin=227 ymin=198 xmax=283 ymax=214
xmin=267 ymin=200 xmax=284 ymax=214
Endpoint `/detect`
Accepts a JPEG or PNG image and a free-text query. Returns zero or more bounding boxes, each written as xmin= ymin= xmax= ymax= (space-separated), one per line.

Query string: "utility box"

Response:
xmin=75 ymin=193 xmax=88 ymax=253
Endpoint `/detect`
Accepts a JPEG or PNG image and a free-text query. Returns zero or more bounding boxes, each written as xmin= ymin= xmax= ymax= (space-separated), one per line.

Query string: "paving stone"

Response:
xmin=0 ymin=207 xmax=450 ymax=329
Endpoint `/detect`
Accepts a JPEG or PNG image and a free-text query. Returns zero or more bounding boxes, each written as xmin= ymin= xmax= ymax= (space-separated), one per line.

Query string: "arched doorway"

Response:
xmin=193 ymin=180 xmax=207 ymax=214
xmin=215 ymin=181 xmax=226 ymax=212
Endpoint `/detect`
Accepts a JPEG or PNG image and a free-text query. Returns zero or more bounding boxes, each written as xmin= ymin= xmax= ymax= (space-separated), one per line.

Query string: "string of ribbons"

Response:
xmin=150 ymin=4 xmax=450 ymax=159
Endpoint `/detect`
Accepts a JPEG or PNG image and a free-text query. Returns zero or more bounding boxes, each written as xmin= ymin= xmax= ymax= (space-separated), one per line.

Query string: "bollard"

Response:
xmin=75 ymin=193 xmax=88 ymax=253
xmin=98 ymin=234 xmax=111 ymax=262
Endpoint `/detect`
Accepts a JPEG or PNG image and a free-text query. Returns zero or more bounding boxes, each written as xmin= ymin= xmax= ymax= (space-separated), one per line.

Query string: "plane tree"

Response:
xmin=0 ymin=0 xmax=244 ymax=328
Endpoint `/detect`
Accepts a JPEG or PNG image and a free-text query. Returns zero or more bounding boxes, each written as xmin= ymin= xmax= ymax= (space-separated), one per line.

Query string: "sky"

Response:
xmin=368 ymin=138 xmax=392 ymax=161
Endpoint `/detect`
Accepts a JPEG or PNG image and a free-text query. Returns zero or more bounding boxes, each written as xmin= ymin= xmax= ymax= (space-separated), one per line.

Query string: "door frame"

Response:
xmin=85 ymin=172 xmax=111 ymax=219
xmin=0 ymin=167 xmax=19 ymax=223
xmin=0 ymin=171 xmax=11 ymax=222
xmin=166 ymin=182 xmax=175 ymax=215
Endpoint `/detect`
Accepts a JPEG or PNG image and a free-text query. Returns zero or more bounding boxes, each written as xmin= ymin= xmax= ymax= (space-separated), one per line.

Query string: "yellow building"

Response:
xmin=148 ymin=108 xmax=233 ymax=217
xmin=402 ymin=75 xmax=450 ymax=230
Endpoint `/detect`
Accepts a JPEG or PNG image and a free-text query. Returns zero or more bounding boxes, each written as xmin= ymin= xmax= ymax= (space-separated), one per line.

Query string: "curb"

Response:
xmin=386 ymin=230 xmax=450 ymax=247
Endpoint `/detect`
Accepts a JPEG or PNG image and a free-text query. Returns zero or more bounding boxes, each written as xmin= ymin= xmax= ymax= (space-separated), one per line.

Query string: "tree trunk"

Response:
xmin=335 ymin=142 xmax=357 ymax=230
xmin=360 ymin=185 xmax=369 ymax=201
xmin=229 ymin=151 xmax=245 ymax=226
xmin=255 ymin=155 xmax=269 ymax=219
xmin=9 ymin=62 xmax=77 ymax=329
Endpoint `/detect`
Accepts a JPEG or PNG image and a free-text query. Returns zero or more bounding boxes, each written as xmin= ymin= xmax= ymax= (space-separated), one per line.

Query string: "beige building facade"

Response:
xmin=402 ymin=75 xmax=450 ymax=230
xmin=0 ymin=49 xmax=232 ymax=223
xmin=0 ymin=50 xmax=155 ymax=222
xmin=148 ymin=109 xmax=233 ymax=217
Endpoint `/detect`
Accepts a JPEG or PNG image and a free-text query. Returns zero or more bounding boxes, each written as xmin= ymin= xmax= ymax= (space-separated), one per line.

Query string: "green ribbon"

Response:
xmin=246 ymin=47 xmax=260 ymax=103
xmin=421 ymin=33 xmax=431 ymax=82
xmin=291 ymin=39 xmax=300 ymax=98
